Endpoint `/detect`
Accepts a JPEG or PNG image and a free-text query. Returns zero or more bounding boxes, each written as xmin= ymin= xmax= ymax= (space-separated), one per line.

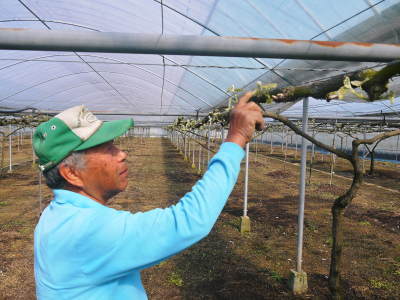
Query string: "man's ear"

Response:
xmin=59 ymin=163 xmax=84 ymax=188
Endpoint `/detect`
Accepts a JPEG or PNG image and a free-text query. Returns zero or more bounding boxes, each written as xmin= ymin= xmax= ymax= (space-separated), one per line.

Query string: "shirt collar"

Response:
xmin=53 ymin=189 xmax=105 ymax=209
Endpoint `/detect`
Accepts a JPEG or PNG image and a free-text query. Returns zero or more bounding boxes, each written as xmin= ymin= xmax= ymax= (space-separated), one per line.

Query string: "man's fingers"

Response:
xmin=237 ymin=91 xmax=255 ymax=106
xmin=255 ymin=113 xmax=265 ymax=131
xmin=247 ymin=111 xmax=265 ymax=131
xmin=246 ymin=101 xmax=263 ymax=112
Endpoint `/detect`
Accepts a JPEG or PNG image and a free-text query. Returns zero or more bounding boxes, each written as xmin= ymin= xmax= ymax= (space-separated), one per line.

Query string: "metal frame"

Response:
xmin=1 ymin=29 xmax=399 ymax=62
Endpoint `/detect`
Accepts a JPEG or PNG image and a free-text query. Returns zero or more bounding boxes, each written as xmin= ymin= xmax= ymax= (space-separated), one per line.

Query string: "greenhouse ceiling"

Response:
xmin=0 ymin=0 xmax=400 ymax=126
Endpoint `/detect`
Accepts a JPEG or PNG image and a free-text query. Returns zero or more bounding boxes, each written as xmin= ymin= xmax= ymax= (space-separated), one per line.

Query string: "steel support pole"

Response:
xmin=31 ymin=129 xmax=35 ymax=165
xmin=198 ymin=142 xmax=201 ymax=172
xmin=184 ymin=134 xmax=187 ymax=159
xmin=243 ymin=143 xmax=250 ymax=217
xmin=296 ymin=97 xmax=309 ymax=273
xmin=8 ymin=125 xmax=12 ymax=172
xmin=192 ymin=135 xmax=195 ymax=166
xmin=38 ymin=171 xmax=42 ymax=216
xmin=207 ymin=122 xmax=211 ymax=164
xmin=0 ymin=29 xmax=399 ymax=62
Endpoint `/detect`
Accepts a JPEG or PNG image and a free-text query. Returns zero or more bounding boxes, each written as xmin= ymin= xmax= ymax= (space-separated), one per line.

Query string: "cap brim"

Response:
xmin=75 ymin=118 xmax=133 ymax=151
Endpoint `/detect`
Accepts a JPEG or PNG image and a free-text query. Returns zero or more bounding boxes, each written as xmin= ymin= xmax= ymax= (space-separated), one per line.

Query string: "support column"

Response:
xmin=31 ymin=128 xmax=35 ymax=167
xmin=191 ymin=134 xmax=196 ymax=169
xmin=207 ymin=123 xmax=211 ymax=164
xmin=289 ymin=98 xmax=309 ymax=294
xmin=240 ymin=143 xmax=251 ymax=234
xmin=8 ymin=125 xmax=12 ymax=172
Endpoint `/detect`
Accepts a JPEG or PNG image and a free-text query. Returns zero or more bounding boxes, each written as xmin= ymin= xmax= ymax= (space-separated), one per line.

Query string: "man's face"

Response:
xmin=77 ymin=140 xmax=128 ymax=203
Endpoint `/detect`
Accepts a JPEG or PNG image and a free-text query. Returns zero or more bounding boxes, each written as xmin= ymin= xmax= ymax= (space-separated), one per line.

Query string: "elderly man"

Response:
xmin=33 ymin=92 xmax=264 ymax=299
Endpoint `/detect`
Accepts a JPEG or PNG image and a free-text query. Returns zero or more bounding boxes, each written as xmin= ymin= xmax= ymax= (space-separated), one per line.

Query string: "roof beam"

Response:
xmin=0 ymin=29 xmax=399 ymax=62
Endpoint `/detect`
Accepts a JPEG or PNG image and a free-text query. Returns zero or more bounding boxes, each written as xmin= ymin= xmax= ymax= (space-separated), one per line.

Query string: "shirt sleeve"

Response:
xmin=78 ymin=142 xmax=244 ymax=282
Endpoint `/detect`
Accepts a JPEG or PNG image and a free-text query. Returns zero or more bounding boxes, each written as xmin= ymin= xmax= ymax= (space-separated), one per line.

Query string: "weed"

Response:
xmin=304 ymin=219 xmax=318 ymax=231
xmin=359 ymin=220 xmax=371 ymax=226
xmin=168 ymin=272 xmax=184 ymax=287
xmin=225 ymin=218 xmax=240 ymax=230
xmin=157 ymin=261 xmax=167 ymax=268
xmin=269 ymin=271 xmax=284 ymax=282
xmin=369 ymin=279 xmax=391 ymax=290
xmin=18 ymin=226 xmax=32 ymax=235
xmin=252 ymin=240 xmax=271 ymax=256
xmin=319 ymin=192 xmax=336 ymax=200
xmin=1 ymin=219 xmax=26 ymax=230
xmin=0 ymin=201 xmax=8 ymax=206
xmin=325 ymin=236 xmax=333 ymax=247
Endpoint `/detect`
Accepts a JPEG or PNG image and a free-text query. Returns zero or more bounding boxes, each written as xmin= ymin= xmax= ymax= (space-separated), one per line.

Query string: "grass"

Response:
xmin=2 ymin=137 xmax=400 ymax=299
xmin=358 ymin=220 xmax=371 ymax=226
xmin=369 ymin=279 xmax=392 ymax=290
xmin=304 ymin=219 xmax=319 ymax=231
xmin=269 ymin=270 xmax=284 ymax=283
xmin=168 ymin=272 xmax=184 ymax=287
xmin=325 ymin=236 xmax=333 ymax=248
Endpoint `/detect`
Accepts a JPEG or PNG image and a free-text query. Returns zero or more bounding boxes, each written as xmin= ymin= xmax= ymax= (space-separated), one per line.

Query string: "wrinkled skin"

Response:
xmin=226 ymin=92 xmax=265 ymax=148
xmin=59 ymin=140 xmax=128 ymax=204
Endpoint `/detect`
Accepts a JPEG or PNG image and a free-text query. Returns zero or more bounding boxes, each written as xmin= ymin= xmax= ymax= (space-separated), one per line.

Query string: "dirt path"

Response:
xmin=0 ymin=137 xmax=399 ymax=299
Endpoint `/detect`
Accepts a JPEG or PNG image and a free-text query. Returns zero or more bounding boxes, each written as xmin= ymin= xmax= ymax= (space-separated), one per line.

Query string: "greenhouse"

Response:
xmin=0 ymin=0 xmax=399 ymax=299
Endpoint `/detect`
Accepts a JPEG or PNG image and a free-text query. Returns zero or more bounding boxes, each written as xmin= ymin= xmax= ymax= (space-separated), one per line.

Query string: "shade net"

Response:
xmin=0 ymin=0 xmax=399 ymax=125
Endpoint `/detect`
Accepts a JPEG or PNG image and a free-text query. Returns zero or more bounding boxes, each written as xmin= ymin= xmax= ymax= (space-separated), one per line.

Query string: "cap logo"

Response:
xmin=84 ymin=111 xmax=97 ymax=123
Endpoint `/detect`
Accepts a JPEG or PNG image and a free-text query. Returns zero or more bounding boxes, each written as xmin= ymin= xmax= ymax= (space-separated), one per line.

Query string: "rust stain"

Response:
xmin=276 ymin=39 xmax=296 ymax=44
xmin=313 ymin=41 xmax=346 ymax=48
xmin=224 ymin=36 xmax=264 ymax=41
xmin=352 ymin=41 xmax=374 ymax=47
xmin=222 ymin=36 xmax=400 ymax=47
xmin=0 ymin=28 xmax=28 ymax=31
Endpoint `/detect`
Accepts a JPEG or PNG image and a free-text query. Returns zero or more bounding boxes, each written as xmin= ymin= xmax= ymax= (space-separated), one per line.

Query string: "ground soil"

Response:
xmin=0 ymin=137 xmax=399 ymax=299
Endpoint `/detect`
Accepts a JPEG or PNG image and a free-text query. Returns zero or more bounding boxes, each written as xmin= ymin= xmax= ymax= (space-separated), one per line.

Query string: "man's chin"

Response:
xmin=104 ymin=189 xmax=123 ymax=203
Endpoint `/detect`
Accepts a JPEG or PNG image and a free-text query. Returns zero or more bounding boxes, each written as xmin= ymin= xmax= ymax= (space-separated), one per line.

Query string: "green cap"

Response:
xmin=33 ymin=105 xmax=133 ymax=171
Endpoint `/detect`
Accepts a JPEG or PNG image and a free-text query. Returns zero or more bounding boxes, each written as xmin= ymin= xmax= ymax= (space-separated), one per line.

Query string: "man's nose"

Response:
xmin=119 ymin=149 xmax=128 ymax=161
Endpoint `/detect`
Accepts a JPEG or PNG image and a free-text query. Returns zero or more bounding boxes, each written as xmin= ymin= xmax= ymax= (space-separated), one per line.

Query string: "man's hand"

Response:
xmin=225 ymin=92 xmax=265 ymax=148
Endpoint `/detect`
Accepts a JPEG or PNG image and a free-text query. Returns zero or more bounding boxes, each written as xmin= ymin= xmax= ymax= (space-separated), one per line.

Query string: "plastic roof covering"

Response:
xmin=0 ymin=0 xmax=400 ymax=126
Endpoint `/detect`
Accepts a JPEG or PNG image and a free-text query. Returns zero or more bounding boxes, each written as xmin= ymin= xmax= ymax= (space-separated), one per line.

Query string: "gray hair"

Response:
xmin=43 ymin=150 xmax=87 ymax=189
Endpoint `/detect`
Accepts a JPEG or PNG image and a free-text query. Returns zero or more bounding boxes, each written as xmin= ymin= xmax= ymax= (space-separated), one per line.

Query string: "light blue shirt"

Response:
xmin=34 ymin=142 xmax=244 ymax=299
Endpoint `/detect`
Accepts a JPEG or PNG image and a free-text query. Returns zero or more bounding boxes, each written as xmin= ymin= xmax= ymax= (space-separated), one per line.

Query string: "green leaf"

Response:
xmin=388 ymin=91 xmax=395 ymax=104
xmin=337 ymin=87 xmax=346 ymax=100
xmin=343 ymin=76 xmax=352 ymax=89
xmin=350 ymin=80 xmax=363 ymax=87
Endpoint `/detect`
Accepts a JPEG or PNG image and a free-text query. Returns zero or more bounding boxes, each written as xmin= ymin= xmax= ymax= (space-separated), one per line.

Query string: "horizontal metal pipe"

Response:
xmin=285 ymin=116 xmax=400 ymax=122
xmin=0 ymin=29 xmax=399 ymax=62
xmin=18 ymin=110 xmax=207 ymax=117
